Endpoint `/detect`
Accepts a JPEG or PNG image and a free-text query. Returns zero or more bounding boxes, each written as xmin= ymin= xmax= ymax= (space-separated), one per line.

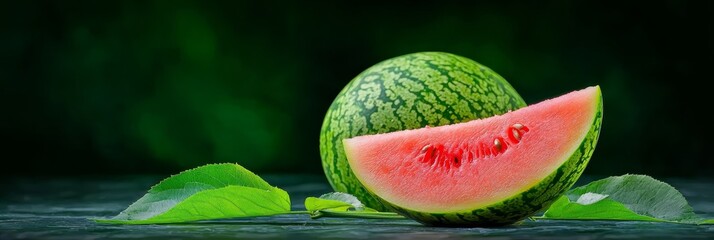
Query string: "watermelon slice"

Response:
xmin=344 ymin=86 xmax=603 ymax=226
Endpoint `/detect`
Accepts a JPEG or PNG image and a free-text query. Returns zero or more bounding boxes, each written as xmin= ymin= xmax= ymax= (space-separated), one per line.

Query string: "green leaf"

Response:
xmin=541 ymin=174 xmax=713 ymax=224
xmin=543 ymin=195 xmax=663 ymax=222
xmin=305 ymin=192 xmax=366 ymax=212
xmin=304 ymin=192 xmax=405 ymax=219
xmin=96 ymin=163 xmax=290 ymax=224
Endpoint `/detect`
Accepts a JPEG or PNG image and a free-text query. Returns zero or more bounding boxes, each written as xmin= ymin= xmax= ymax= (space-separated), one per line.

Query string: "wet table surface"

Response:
xmin=1 ymin=174 xmax=712 ymax=239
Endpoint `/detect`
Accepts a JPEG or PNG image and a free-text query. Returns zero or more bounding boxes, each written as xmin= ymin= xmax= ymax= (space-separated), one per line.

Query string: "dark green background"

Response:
xmin=2 ymin=1 xmax=711 ymax=177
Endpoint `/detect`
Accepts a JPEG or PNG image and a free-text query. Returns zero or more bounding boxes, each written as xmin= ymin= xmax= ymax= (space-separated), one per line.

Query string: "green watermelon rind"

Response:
xmin=319 ymin=52 xmax=527 ymax=211
xmin=373 ymin=87 xmax=603 ymax=226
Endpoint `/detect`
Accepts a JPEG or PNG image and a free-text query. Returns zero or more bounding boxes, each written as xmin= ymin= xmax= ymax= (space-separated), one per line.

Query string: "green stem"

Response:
xmin=311 ymin=210 xmax=407 ymax=220
xmin=284 ymin=211 xmax=310 ymax=215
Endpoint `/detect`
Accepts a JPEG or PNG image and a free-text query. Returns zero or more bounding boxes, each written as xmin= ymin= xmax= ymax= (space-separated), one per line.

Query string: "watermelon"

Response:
xmin=344 ymin=86 xmax=603 ymax=226
xmin=319 ymin=52 xmax=526 ymax=211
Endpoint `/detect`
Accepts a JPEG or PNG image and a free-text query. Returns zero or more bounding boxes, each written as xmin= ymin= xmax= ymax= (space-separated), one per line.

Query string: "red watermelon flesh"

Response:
xmin=344 ymin=86 xmax=601 ymax=213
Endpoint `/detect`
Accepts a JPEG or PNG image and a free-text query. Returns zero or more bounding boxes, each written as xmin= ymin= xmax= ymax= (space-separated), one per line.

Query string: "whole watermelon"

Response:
xmin=319 ymin=52 xmax=526 ymax=211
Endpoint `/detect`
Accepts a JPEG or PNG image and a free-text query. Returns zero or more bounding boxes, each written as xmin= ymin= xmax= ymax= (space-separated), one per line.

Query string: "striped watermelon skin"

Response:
xmin=384 ymin=92 xmax=603 ymax=226
xmin=319 ymin=52 xmax=526 ymax=211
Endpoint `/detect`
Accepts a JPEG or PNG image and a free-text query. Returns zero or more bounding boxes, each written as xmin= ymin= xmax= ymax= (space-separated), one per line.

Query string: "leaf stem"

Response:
xmin=283 ymin=211 xmax=310 ymax=215
xmin=311 ymin=210 xmax=407 ymax=220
